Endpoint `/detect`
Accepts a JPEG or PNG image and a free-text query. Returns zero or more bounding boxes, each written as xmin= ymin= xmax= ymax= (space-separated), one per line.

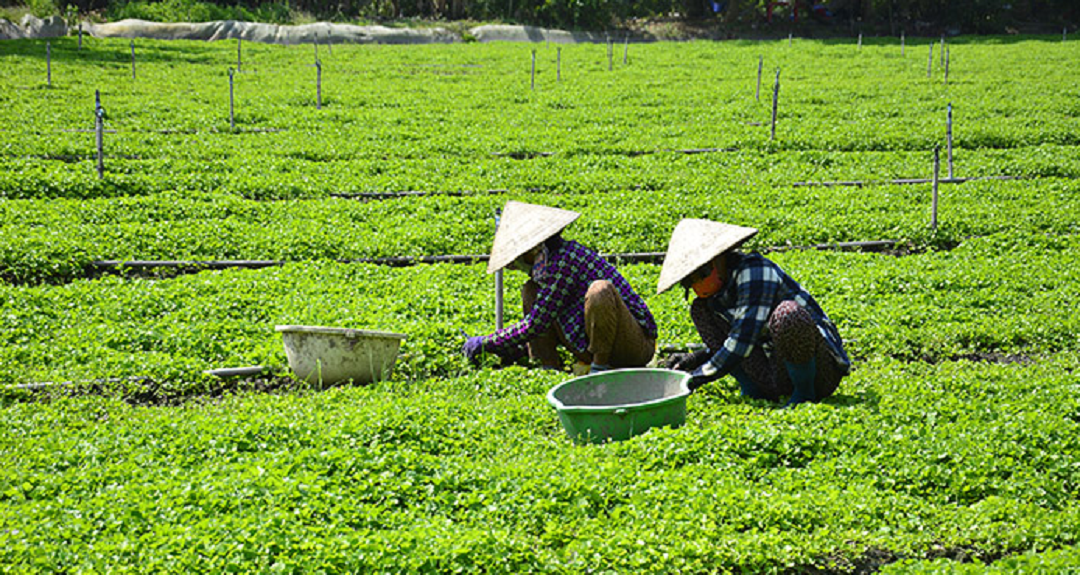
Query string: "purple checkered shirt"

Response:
xmin=482 ymin=239 xmax=657 ymax=355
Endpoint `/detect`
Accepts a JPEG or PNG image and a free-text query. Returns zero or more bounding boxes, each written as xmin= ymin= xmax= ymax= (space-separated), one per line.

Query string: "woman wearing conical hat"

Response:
xmin=463 ymin=201 xmax=657 ymax=373
xmin=657 ymin=219 xmax=851 ymax=406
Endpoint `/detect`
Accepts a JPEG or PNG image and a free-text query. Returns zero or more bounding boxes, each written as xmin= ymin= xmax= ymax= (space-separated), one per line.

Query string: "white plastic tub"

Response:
xmin=275 ymin=325 xmax=406 ymax=386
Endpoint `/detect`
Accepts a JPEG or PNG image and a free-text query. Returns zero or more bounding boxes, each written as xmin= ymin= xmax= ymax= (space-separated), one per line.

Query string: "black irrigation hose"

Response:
xmin=328 ymin=183 xmax=659 ymax=200
xmin=90 ymin=260 xmax=284 ymax=271
xmin=792 ymin=175 xmax=1025 ymax=187
xmin=6 ymin=366 xmax=270 ymax=391
xmin=88 ymin=240 xmax=902 ymax=275
xmin=329 ymin=174 xmax=1046 ymax=202
xmin=7 ymin=376 xmax=149 ymax=391
xmin=330 ymin=189 xmax=514 ymax=200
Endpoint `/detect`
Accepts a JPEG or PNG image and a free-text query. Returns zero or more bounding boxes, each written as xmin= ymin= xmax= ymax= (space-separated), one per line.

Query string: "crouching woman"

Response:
xmin=657 ymin=219 xmax=851 ymax=406
xmin=463 ymin=201 xmax=657 ymax=374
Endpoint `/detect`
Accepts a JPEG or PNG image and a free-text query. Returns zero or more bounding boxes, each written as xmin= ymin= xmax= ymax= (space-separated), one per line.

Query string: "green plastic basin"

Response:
xmin=546 ymin=368 xmax=692 ymax=444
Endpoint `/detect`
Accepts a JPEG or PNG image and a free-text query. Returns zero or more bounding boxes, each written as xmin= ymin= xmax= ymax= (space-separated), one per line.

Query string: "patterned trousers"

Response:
xmin=690 ymin=298 xmax=844 ymax=401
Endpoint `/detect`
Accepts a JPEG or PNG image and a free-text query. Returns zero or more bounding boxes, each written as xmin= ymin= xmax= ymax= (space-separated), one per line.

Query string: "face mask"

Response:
xmin=691 ymin=265 xmax=725 ymax=299
xmin=511 ymin=257 xmax=531 ymax=273
xmin=511 ymin=245 xmax=546 ymax=276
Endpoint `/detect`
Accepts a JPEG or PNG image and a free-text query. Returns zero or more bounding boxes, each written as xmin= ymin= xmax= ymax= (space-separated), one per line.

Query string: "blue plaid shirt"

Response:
xmin=483 ymin=239 xmax=658 ymax=355
xmin=694 ymin=253 xmax=851 ymax=380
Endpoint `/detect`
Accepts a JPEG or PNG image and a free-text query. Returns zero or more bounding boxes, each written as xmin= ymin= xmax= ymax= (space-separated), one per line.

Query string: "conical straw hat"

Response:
xmin=486 ymin=201 xmax=581 ymax=274
xmin=656 ymin=219 xmax=758 ymax=294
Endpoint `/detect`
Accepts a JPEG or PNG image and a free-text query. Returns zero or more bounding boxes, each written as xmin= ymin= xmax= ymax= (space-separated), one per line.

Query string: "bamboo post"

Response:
xmin=944 ymin=46 xmax=950 ymax=84
xmin=931 ymin=147 xmax=940 ymax=230
xmin=46 ymin=42 xmax=51 ymax=86
xmin=326 ymin=29 xmax=332 ymax=55
xmin=940 ymin=35 xmax=945 ymax=65
xmin=607 ymin=36 xmax=613 ymax=71
xmin=771 ymin=68 xmax=781 ymax=140
xmin=927 ymin=43 xmax=933 ymax=78
xmin=946 ymin=103 xmax=953 ymax=179
xmin=788 ymin=32 xmax=792 ymax=45
xmin=95 ymin=90 xmax=104 ymax=179
xmin=1064 ymin=27 xmax=1068 ymax=42
xmin=130 ymin=40 xmax=136 ymax=80
xmin=557 ymin=46 xmax=561 ymax=82
xmin=858 ymin=33 xmax=862 ymax=49
xmin=78 ymin=22 xmax=82 ymax=49
xmin=756 ymin=55 xmax=763 ymax=101
xmin=237 ymin=37 xmax=242 ymax=72
xmin=531 ymin=49 xmax=536 ymax=90
xmin=229 ymin=67 xmax=236 ymax=131
xmin=315 ymin=59 xmax=322 ymax=109
xmin=901 ymin=31 xmax=904 ymax=56
xmin=623 ymin=33 xmax=629 ymax=65
xmin=494 ymin=211 xmax=504 ymax=330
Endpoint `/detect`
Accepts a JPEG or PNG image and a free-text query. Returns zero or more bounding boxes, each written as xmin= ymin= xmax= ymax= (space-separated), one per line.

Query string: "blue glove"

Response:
xmin=462 ymin=336 xmax=486 ymax=364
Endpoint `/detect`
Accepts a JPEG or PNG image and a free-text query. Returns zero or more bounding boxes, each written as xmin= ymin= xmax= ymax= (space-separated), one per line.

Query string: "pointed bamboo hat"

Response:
xmin=656 ymin=219 xmax=758 ymax=294
xmin=486 ymin=201 xmax=581 ymax=274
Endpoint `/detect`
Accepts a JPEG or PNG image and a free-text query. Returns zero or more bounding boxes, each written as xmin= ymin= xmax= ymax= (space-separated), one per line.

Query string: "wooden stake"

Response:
xmin=95 ymin=90 xmax=104 ymax=179
xmin=78 ymin=23 xmax=82 ymax=49
xmin=858 ymin=33 xmax=862 ymax=49
xmin=927 ymin=43 xmax=933 ymax=78
xmin=557 ymin=46 xmax=561 ymax=82
xmin=607 ymin=36 xmax=613 ymax=71
xmin=130 ymin=40 xmax=136 ymax=80
xmin=946 ymin=103 xmax=954 ymax=179
xmin=788 ymin=33 xmax=792 ymax=45
xmin=901 ymin=31 xmax=905 ymax=56
xmin=940 ymin=35 xmax=945 ymax=65
xmin=623 ymin=33 xmax=629 ymax=65
xmin=531 ymin=49 xmax=536 ymax=90
xmin=931 ymin=147 xmax=940 ymax=230
xmin=756 ymin=55 xmax=763 ymax=101
xmin=771 ymin=68 xmax=781 ymax=140
xmin=229 ymin=67 xmax=235 ymax=131
xmin=46 ymin=42 xmax=51 ymax=86
xmin=495 ymin=266 xmax=504 ymax=330
xmin=237 ymin=38 xmax=242 ymax=72
xmin=944 ymin=46 xmax=950 ymax=84
xmin=315 ymin=60 xmax=322 ymax=109
xmin=494 ymin=211 xmax=504 ymax=330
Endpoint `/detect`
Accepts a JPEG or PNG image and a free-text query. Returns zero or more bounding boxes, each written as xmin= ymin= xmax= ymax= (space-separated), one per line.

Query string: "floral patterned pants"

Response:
xmin=690 ymin=298 xmax=844 ymax=401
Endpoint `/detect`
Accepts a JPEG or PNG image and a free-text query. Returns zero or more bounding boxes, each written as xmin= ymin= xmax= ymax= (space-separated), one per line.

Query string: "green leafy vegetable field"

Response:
xmin=1 ymin=34 xmax=1079 ymax=572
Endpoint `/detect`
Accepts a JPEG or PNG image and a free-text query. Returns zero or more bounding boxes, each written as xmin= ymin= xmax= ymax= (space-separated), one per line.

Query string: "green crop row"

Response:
xmin=2 ymin=351 xmax=1078 ymax=572
xmin=1 ymin=176 xmax=1078 ymax=284
xmin=2 ymin=37 xmax=1080 ymax=202
xmin=2 ymin=143 xmax=1079 ymax=202
xmin=1 ymin=231 xmax=1075 ymax=393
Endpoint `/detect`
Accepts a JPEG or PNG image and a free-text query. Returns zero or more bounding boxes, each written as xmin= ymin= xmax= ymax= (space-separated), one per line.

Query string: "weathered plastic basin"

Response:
xmin=275 ymin=325 xmax=406 ymax=386
xmin=546 ymin=368 xmax=692 ymax=444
